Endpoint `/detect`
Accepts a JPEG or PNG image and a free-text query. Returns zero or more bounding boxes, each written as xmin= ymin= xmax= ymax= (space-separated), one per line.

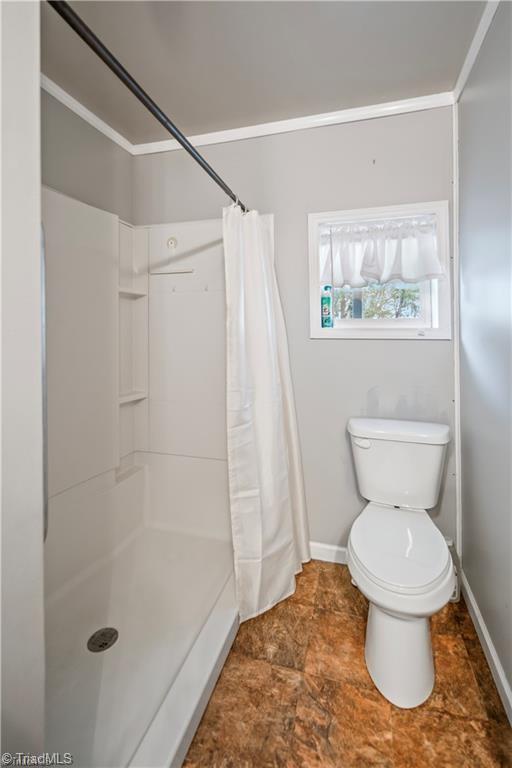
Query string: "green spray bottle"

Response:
xmin=321 ymin=285 xmax=333 ymax=328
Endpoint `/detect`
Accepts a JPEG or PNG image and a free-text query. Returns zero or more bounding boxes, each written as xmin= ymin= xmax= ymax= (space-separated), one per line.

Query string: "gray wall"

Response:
xmin=133 ymin=107 xmax=456 ymax=546
xmin=2 ymin=2 xmax=45 ymax=750
xmin=41 ymin=90 xmax=133 ymax=222
xmin=459 ymin=2 xmax=511 ymax=692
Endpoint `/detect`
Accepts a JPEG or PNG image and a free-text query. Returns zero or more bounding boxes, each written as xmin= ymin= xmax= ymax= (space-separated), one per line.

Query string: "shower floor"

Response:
xmin=45 ymin=526 xmax=233 ymax=767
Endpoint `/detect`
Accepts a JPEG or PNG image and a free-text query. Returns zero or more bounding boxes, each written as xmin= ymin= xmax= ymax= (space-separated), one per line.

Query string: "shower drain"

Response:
xmin=87 ymin=627 xmax=119 ymax=653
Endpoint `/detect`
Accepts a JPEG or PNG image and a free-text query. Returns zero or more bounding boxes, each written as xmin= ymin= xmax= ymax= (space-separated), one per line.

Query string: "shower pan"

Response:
xmin=43 ymin=189 xmax=237 ymax=767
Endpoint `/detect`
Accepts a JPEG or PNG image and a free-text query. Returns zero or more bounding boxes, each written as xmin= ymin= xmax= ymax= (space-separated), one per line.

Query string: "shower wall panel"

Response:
xmin=144 ymin=217 xmax=231 ymax=543
xmin=43 ymin=187 xmax=118 ymax=496
xmin=148 ymin=218 xmax=226 ymax=460
xmin=135 ymin=452 xmax=231 ymax=542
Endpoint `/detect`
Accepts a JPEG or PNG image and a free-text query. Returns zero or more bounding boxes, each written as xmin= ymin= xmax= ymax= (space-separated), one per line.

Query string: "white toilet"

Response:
xmin=347 ymin=417 xmax=456 ymax=709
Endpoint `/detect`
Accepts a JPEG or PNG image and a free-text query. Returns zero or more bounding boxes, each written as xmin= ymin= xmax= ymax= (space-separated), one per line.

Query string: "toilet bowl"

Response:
xmin=346 ymin=418 xmax=455 ymax=709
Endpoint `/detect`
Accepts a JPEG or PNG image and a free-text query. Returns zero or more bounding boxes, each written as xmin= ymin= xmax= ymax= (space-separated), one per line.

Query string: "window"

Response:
xmin=308 ymin=201 xmax=451 ymax=339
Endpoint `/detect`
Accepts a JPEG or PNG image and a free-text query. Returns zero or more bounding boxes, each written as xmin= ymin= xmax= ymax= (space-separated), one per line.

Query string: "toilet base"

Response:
xmin=365 ymin=602 xmax=434 ymax=708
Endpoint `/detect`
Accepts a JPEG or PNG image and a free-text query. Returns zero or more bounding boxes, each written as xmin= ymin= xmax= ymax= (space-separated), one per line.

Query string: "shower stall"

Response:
xmin=41 ymin=8 xmax=309 ymax=763
xmin=43 ymin=188 xmax=237 ymax=767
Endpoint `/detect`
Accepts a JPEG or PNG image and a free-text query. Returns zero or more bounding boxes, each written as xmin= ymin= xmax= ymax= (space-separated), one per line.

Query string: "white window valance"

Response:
xmin=319 ymin=214 xmax=444 ymax=288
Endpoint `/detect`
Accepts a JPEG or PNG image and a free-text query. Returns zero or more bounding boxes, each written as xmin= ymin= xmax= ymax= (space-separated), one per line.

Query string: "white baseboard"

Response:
xmin=310 ymin=541 xmax=347 ymax=564
xmin=460 ymin=570 xmax=512 ymax=725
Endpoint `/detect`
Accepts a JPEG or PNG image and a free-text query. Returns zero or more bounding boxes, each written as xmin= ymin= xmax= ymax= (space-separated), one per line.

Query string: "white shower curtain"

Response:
xmin=223 ymin=205 xmax=310 ymax=622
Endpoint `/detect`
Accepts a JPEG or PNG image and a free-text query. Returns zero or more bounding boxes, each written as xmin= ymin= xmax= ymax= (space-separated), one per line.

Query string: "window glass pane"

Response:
xmin=333 ymin=282 xmax=422 ymax=321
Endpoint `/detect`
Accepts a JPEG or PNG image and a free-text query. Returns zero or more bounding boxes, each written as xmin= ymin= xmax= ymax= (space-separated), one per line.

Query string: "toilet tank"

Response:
xmin=348 ymin=418 xmax=450 ymax=510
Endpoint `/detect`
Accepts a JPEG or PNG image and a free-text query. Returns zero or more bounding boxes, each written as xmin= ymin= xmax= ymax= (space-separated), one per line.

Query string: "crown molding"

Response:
xmin=453 ymin=1 xmax=500 ymax=102
xmin=131 ymin=92 xmax=454 ymax=155
xmin=41 ymin=74 xmax=133 ymax=153
xmin=41 ymin=75 xmax=453 ymax=158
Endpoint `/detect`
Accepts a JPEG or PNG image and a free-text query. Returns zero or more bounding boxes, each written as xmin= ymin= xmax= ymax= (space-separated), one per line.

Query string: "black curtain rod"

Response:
xmin=48 ymin=0 xmax=249 ymax=213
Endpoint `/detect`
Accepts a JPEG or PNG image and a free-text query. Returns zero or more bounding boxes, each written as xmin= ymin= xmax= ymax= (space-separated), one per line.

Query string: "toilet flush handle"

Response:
xmin=353 ymin=437 xmax=371 ymax=449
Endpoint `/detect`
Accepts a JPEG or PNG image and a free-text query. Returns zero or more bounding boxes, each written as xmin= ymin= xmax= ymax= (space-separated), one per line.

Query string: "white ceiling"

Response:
xmin=41 ymin=1 xmax=484 ymax=144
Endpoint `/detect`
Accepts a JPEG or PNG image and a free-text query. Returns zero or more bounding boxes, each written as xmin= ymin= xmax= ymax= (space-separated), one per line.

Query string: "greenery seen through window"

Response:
xmin=333 ymin=282 xmax=422 ymax=321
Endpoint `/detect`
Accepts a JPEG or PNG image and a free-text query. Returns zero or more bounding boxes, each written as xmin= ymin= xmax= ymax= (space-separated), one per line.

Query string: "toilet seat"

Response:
xmin=349 ymin=502 xmax=451 ymax=596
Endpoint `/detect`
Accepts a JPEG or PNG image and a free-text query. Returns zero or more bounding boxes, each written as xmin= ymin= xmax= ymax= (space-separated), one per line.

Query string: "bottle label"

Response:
xmin=321 ymin=295 xmax=333 ymax=328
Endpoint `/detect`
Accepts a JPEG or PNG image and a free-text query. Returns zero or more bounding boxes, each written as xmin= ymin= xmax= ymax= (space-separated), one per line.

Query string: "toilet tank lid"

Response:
xmin=347 ymin=418 xmax=450 ymax=445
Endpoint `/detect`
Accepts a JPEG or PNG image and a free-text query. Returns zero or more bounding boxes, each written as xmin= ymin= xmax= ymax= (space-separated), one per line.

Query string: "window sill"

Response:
xmin=310 ymin=328 xmax=452 ymax=340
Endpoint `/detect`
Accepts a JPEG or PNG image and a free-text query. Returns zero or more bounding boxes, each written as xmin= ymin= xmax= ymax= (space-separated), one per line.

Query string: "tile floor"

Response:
xmin=184 ymin=561 xmax=512 ymax=767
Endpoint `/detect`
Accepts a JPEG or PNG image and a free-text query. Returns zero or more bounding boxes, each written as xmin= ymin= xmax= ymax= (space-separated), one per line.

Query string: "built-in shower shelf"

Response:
xmin=119 ymin=390 xmax=148 ymax=405
xmin=118 ymin=286 xmax=147 ymax=299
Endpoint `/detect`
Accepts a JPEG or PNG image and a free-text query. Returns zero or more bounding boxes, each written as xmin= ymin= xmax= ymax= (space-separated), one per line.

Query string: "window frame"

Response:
xmin=308 ymin=200 xmax=451 ymax=340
